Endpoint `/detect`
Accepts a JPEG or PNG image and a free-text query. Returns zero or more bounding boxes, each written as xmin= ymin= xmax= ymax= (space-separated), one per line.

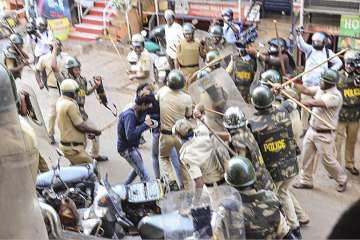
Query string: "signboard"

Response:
xmin=175 ymin=0 xmax=251 ymax=22
xmin=48 ymin=17 xmax=71 ymax=40
xmin=38 ymin=0 xmax=71 ymax=21
xmin=338 ymin=15 xmax=360 ymax=50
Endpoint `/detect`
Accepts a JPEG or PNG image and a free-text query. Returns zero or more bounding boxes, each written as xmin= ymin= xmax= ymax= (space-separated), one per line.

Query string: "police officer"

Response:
xmin=246 ymin=38 xmax=296 ymax=75
xmin=175 ymin=23 xmax=203 ymax=89
xmin=157 ymin=70 xmax=193 ymax=191
xmin=292 ymin=69 xmax=348 ymax=192
xmin=221 ymin=8 xmax=242 ymax=44
xmin=226 ymin=42 xmax=257 ymax=103
xmin=56 ymin=79 xmax=102 ymax=165
xmin=249 ymin=85 xmax=301 ymax=236
xmin=172 ymin=118 xmax=229 ymax=195
xmin=36 ymin=40 xmax=67 ymax=144
xmin=63 ymin=56 xmax=108 ymax=162
xmin=127 ymin=34 xmax=155 ymax=86
xmin=221 ymin=156 xmax=294 ymax=239
xmin=223 ymin=106 xmax=275 ymax=192
xmin=201 ymin=24 xmax=234 ymax=67
xmin=3 ymin=33 xmax=29 ymax=79
xmin=335 ymin=50 xmax=360 ymax=175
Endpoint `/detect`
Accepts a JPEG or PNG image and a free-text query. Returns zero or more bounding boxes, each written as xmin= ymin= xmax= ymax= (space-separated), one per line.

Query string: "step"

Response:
xmin=82 ymin=15 xmax=110 ymax=26
xmin=95 ymin=0 xmax=106 ymax=8
xmin=89 ymin=7 xmax=116 ymax=17
xmin=74 ymin=23 xmax=105 ymax=35
xmin=69 ymin=31 xmax=99 ymax=43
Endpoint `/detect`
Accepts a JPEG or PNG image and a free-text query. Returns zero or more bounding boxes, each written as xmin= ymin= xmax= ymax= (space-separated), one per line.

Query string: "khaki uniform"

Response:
xmin=36 ymin=52 xmax=67 ymax=137
xmin=157 ymin=86 xmax=192 ymax=189
xmin=134 ymin=49 xmax=155 ymax=86
xmin=300 ymin=86 xmax=347 ymax=186
xmin=335 ymin=72 xmax=360 ymax=169
xmin=180 ymin=122 xmax=228 ymax=190
xmin=3 ymin=46 xmax=22 ymax=79
xmin=176 ymin=40 xmax=201 ymax=88
xmin=56 ymin=96 xmax=92 ymax=165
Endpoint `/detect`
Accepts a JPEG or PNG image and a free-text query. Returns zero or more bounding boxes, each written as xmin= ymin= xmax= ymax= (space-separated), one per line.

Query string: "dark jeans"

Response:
xmin=120 ymin=147 xmax=150 ymax=184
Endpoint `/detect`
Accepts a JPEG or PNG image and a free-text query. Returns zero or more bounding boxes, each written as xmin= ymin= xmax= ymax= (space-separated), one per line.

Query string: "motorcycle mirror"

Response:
xmin=192 ymin=19 xmax=198 ymax=26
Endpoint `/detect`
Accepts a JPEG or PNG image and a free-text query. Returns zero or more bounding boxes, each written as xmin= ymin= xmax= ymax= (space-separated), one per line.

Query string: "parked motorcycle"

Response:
xmin=94 ymin=175 xmax=165 ymax=239
xmin=36 ymin=149 xmax=103 ymax=237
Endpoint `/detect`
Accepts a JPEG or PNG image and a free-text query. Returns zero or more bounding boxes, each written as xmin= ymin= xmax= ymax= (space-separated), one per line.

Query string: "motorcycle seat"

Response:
xmin=36 ymin=165 xmax=96 ymax=190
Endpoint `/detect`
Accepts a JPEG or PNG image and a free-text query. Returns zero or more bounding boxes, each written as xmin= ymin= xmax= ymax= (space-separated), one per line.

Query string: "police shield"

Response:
xmin=0 ymin=65 xmax=48 ymax=239
xmin=154 ymin=185 xmax=245 ymax=239
xmin=189 ymin=67 xmax=255 ymax=119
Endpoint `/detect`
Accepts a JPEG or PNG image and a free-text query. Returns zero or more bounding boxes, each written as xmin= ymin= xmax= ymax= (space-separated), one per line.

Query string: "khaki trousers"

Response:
xmin=60 ymin=145 xmax=93 ymax=165
xmin=300 ymin=94 xmax=312 ymax=131
xmin=159 ymin=133 xmax=191 ymax=190
xmin=47 ymin=88 xmax=60 ymax=136
xmin=335 ymin=121 xmax=359 ymax=168
xmin=290 ymin=192 xmax=308 ymax=222
xmin=300 ymin=128 xmax=348 ymax=185
xmin=85 ymin=119 xmax=100 ymax=158
xmin=275 ymin=177 xmax=299 ymax=229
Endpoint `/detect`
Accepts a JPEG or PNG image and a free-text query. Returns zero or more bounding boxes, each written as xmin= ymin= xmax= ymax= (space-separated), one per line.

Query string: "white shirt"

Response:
xmin=32 ymin=30 xmax=54 ymax=57
xmin=165 ymin=22 xmax=183 ymax=59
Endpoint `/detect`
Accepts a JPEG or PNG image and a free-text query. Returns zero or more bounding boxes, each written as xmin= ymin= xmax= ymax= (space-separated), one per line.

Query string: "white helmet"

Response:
xmin=60 ymin=79 xmax=79 ymax=94
xmin=131 ymin=33 xmax=145 ymax=47
xmin=164 ymin=9 xmax=175 ymax=22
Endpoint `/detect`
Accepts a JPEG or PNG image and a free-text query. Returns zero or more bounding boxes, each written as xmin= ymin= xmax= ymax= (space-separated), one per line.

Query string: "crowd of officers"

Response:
xmin=2 ymin=8 xmax=360 ymax=239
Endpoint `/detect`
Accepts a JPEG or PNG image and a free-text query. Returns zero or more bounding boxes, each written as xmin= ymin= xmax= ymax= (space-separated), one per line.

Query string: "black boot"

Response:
xmin=292 ymin=227 xmax=302 ymax=239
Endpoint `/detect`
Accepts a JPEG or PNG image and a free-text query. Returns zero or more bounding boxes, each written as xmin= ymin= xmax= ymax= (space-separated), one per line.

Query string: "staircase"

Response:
xmin=69 ymin=0 xmax=116 ymax=42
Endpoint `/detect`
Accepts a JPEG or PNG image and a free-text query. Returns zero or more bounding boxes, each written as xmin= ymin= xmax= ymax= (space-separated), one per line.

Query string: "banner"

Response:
xmin=48 ymin=17 xmax=71 ymax=41
xmin=338 ymin=15 xmax=360 ymax=50
xmin=38 ymin=0 xmax=71 ymax=21
xmin=175 ymin=0 xmax=252 ymax=22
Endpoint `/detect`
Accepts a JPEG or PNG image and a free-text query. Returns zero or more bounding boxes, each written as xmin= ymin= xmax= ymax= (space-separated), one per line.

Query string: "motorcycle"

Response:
xmin=93 ymin=175 xmax=165 ymax=239
xmin=36 ymin=149 xmax=103 ymax=237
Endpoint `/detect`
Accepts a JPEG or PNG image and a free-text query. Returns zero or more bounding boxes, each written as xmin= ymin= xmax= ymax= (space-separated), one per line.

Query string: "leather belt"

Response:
xmin=160 ymin=129 xmax=173 ymax=135
xmin=179 ymin=63 xmax=199 ymax=68
xmin=60 ymin=141 xmax=84 ymax=146
xmin=48 ymin=86 xmax=58 ymax=89
xmin=311 ymin=126 xmax=333 ymax=134
xmin=205 ymin=178 xmax=226 ymax=187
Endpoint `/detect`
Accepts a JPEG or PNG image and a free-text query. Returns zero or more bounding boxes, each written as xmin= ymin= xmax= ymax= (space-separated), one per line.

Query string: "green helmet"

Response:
xmin=206 ymin=49 xmax=220 ymax=64
xmin=183 ymin=23 xmax=195 ymax=35
xmin=9 ymin=33 xmax=24 ymax=46
xmin=197 ymin=69 xmax=210 ymax=79
xmin=223 ymin=106 xmax=246 ymax=129
xmin=167 ymin=70 xmax=185 ymax=90
xmin=225 ymin=156 xmax=256 ymax=188
xmin=209 ymin=25 xmax=223 ymax=38
xmin=251 ymin=85 xmax=274 ymax=109
xmin=260 ymin=69 xmax=282 ymax=85
xmin=65 ymin=56 xmax=81 ymax=69
xmin=320 ymin=69 xmax=339 ymax=85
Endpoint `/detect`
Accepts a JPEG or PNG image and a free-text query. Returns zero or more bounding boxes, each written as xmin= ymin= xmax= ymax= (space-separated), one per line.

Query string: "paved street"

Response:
xmin=3 ymin=13 xmax=360 ymax=237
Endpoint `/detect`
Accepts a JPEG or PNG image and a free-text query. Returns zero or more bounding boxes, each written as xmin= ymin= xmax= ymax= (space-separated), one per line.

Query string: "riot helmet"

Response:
xmin=312 ymin=32 xmax=327 ymax=51
xmin=164 ymin=9 xmax=175 ymax=24
xmin=60 ymin=79 xmax=79 ymax=99
xmin=222 ymin=8 xmax=234 ymax=21
xmin=223 ymin=106 xmax=247 ymax=129
xmin=225 ymin=156 xmax=256 ymax=189
xmin=344 ymin=50 xmax=360 ymax=74
xmin=267 ymin=38 xmax=287 ymax=55
xmin=320 ymin=69 xmax=339 ymax=86
xmin=206 ymin=49 xmax=220 ymax=64
xmin=0 ymin=64 xmax=18 ymax=112
xmin=260 ymin=69 xmax=282 ymax=85
xmin=65 ymin=56 xmax=81 ymax=69
xmin=183 ymin=23 xmax=195 ymax=39
xmin=209 ymin=24 xmax=223 ymax=44
xmin=36 ymin=17 xmax=48 ymax=32
xmin=251 ymin=85 xmax=274 ymax=109
xmin=167 ymin=70 xmax=185 ymax=90
xmin=131 ymin=33 xmax=145 ymax=48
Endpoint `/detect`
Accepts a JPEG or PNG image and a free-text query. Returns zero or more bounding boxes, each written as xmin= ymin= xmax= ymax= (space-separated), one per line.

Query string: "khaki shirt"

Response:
xmin=309 ymin=86 xmax=343 ymax=130
xmin=56 ymin=96 xmax=86 ymax=143
xmin=135 ymin=49 xmax=155 ymax=84
xmin=36 ymin=52 xmax=67 ymax=88
xmin=157 ymin=86 xmax=192 ymax=131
